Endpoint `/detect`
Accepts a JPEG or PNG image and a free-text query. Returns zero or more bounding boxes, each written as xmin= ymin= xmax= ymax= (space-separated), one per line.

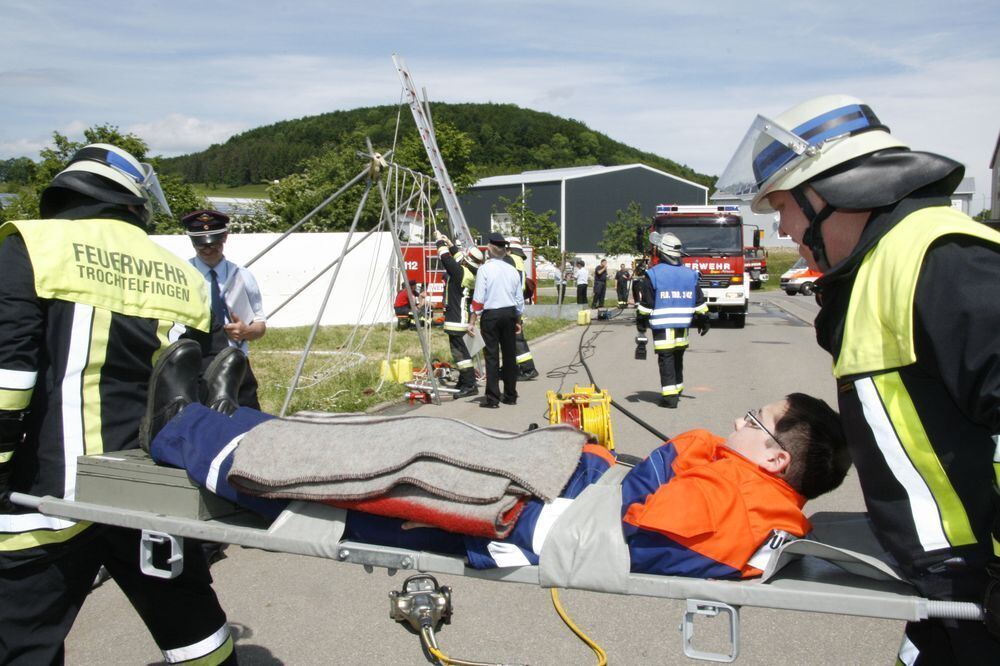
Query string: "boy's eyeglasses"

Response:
xmin=744 ymin=409 xmax=786 ymax=451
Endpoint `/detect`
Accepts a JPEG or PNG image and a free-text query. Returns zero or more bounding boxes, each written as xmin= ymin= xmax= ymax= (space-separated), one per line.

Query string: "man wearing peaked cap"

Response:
xmin=182 ymin=209 xmax=267 ymax=410
xmin=183 ymin=209 xmax=229 ymax=246
xmin=468 ymin=234 xmax=523 ymax=408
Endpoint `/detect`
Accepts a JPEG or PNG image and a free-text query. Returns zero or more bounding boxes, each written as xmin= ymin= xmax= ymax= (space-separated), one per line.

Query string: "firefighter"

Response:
xmin=0 ymin=144 xmax=235 ymax=663
xmin=635 ymin=233 xmax=709 ymax=408
xmin=435 ymin=232 xmax=484 ymax=398
xmin=504 ymin=238 xmax=540 ymax=380
xmin=614 ymin=262 xmax=631 ymax=308
xmin=716 ymin=93 xmax=1000 ymax=663
xmin=631 ymin=258 xmax=646 ymax=306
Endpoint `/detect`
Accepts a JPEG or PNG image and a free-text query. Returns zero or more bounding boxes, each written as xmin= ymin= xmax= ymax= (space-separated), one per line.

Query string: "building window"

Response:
xmin=491 ymin=213 xmax=514 ymax=237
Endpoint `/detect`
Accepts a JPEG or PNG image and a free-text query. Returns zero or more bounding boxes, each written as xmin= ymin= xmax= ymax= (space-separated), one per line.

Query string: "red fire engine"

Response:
xmin=650 ymin=204 xmax=753 ymax=328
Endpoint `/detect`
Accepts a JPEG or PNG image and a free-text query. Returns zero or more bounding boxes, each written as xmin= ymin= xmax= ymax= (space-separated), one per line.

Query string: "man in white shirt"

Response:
xmin=182 ymin=210 xmax=267 ymax=409
xmin=468 ymin=233 xmax=524 ymax=408
xmin=574 ymin=259 xmax=589 ymax=305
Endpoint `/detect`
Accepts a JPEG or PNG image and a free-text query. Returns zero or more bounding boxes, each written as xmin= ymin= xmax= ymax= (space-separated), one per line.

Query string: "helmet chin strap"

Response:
xmin=791 ymin=187 xmax=836 ymax=272
xmin=657 ymin=251 xmax=680 ymax=266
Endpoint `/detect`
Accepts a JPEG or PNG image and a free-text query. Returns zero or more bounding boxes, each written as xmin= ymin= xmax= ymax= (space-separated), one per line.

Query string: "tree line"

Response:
xmin=158 ymin=103 xmax=714 ymax=190
xmin=1 ymin=105 xmax=715 ymax=240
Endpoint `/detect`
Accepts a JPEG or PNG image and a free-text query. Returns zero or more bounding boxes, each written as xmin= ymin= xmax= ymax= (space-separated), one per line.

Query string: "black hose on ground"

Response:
xmin=573 ymin=314 xmax=671 ymax=451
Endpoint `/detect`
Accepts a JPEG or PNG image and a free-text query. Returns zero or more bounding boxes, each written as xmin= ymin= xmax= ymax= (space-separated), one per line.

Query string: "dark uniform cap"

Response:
xmin=182 ymin=209 xmax=229 ymax=246
xmin=487 ymin=232 xmax=508 ymax=248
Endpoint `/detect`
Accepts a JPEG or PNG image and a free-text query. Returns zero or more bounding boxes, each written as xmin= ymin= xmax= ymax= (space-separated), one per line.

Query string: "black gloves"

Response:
xmin=696 ymin=315 xmax=710 ymax=336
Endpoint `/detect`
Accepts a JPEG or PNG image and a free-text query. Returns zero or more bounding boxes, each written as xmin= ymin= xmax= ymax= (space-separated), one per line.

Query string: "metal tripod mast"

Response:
xmin=392 ymin=54 xmax=475 ymax=250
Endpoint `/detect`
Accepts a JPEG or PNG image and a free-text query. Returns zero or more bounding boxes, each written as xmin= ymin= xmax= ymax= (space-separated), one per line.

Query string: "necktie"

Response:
xmin=209 ymin=269 xmax=227 ymax=325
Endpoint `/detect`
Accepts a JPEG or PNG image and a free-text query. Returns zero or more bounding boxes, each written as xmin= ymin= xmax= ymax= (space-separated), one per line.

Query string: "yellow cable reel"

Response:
xmin=546 ymin=385 xmax=615 ymax=450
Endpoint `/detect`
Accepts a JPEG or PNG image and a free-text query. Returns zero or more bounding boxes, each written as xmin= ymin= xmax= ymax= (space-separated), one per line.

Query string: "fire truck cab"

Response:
xmin=651 ymin=204 xmax=749 ymax=328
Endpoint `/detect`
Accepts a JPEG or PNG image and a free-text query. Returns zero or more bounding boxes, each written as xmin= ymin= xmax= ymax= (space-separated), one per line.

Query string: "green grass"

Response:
xmin=251 ymin=317 xmax=573 ymax=414
xmin=192 ymin=183 xmax=272 ymax=198
xmin=758 ymin=248 xmax=801 ymax=292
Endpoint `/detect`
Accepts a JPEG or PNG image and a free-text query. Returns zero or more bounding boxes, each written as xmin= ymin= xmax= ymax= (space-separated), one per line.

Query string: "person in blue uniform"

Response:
xmin=635 ymin=233 xmax=709 ymax=408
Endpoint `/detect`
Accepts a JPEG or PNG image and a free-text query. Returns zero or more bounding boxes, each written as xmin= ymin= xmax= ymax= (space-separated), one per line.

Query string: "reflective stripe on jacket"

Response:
xmin=0 ymin=218 xmax=210 ymax=564
xmin=646 ymin=263 xmax=700 ymax=329
xmin=830 ymin=205 xmax=1000 ymax=571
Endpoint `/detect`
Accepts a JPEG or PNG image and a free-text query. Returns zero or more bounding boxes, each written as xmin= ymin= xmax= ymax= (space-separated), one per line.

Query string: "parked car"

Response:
xmin=780 ymin=257 xmax=823 ymax=296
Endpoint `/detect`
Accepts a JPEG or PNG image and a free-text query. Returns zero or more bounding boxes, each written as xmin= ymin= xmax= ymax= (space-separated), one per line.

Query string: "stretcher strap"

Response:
xmin=267 ymin=501 xmax=347 ymax=559
xmin=538 ymin=465 xmax=632 ymax=594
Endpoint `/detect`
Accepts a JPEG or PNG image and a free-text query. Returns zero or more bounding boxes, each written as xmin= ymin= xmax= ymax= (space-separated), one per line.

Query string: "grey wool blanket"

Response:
xmin=227 ymin=414 xmax=588 ymax=538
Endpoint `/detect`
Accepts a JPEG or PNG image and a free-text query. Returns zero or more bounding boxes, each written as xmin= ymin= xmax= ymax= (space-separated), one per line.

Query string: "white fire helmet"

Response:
xmin=657 ymin=232 xmax=683 ymax=263
xmin=714 ymin=95 xmax=907 ymax=213
xmin=41 ymin=143 xmax=173 ymax=224
xmin=462 ymin=246 xmax=485 ymax=268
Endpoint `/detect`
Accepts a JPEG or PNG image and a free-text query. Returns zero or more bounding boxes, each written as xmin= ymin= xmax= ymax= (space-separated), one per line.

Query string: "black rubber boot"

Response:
xmin=139 ymin=340 xmax=201 ymax=453
xmin=202 ymin=347 xmax=247 ymax=416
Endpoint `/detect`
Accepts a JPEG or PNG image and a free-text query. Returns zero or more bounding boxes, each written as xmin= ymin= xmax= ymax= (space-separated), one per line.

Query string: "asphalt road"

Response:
xmin=66 ymin=290 xmax=904 ymax=665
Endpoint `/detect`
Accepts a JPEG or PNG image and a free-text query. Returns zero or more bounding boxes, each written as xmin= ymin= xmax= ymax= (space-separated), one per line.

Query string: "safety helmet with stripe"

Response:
xmin=461 ymin=246 xmax=484 ymax=268
xmin=40 ymin=143 xmax=172 ymax=228
xmin=715 ymin=95 xmax=906 ymax=214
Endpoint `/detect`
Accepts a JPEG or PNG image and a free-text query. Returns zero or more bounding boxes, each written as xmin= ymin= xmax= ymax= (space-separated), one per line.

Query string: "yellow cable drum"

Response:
xmin=546 ymin=385 xmax=615 ymax=450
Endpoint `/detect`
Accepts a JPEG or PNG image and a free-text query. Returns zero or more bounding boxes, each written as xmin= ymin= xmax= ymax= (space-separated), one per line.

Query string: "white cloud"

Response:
xmin=127 ymin=114 xmax=250 ymax=156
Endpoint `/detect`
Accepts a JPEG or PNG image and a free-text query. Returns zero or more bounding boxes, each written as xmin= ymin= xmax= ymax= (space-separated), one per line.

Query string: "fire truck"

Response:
xmin=650 ymin=204 xmax=754 ymax=328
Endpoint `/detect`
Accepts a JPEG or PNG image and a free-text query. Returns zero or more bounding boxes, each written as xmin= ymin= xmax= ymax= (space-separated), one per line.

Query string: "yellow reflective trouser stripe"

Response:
xmin=872 ymin=372 xmax=976 ymax=547
xmin=994 ymin=536 xmax=1000 ymax=558
xmin=0 ymin=387 xmax=31 ymax=410
xmin=444 ymin=322 xmax=467 ymax=331
xmin=456 ymin=359 xmax=473 ymax=369
xmin=0 ymin=519 xmax=92 ymax=551
xmin=661 ymin=384 xmax=683 ymax=395
xmin=0 ymin=451 xmax=12 ymax=463
xmin=516 ymin=353 xmax=533 ymax=363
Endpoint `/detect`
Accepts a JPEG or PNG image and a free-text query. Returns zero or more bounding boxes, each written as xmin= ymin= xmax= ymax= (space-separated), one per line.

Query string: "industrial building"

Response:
xmin=459 ymin=164 xmax=707 ymax=253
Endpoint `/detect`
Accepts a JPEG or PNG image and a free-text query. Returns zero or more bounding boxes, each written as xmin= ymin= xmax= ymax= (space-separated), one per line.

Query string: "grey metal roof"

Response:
xmin=472 ymin=163 xmax=707 ymax=191
xmin=954 ymin=177 xmax=975 ymax=195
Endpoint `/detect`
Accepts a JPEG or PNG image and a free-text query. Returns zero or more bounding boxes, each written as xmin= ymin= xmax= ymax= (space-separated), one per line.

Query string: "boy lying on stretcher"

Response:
xmin=142 ymin=341 xmax=850 ymax=580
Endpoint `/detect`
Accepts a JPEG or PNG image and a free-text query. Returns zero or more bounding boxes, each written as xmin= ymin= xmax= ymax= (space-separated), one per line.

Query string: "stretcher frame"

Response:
xmin=11 ymin=491 xmax=984 ymax=663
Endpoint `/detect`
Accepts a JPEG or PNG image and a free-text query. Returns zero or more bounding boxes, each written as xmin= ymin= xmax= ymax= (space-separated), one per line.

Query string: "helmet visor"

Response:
xmin=140 ymin=163 xmax=173 ymax=219
xmin=715 ymin=114 xmax=815 ymax=200
xmin=716 ymin=103 xmax=889 ymax=202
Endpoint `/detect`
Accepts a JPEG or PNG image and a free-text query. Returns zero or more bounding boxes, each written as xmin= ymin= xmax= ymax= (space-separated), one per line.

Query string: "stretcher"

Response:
xmin=11 ymin=475 xmax=984 ymax=663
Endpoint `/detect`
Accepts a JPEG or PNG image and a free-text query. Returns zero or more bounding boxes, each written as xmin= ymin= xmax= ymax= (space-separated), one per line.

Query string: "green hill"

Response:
xmin=160 ymin=103 xmax=714 ymax=190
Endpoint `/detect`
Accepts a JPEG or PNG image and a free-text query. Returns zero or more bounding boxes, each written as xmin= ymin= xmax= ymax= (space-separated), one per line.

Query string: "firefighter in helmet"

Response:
xmin=635 ymin=231 xmax=709 ymax=408
xmin=503 ymin=238 xmax=539 ymax=380
xmin=716 ymin=93 xmax=1000 ymax=663
xmin=435 ymin=232 xmax=484 ymax=398
xmin=0 ymin=144 xmax=235 ymax=663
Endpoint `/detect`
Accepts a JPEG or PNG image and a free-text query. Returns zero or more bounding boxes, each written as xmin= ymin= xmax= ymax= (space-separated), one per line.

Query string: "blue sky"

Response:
xmin=2 ymin=1 xmax=998 ymax=208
